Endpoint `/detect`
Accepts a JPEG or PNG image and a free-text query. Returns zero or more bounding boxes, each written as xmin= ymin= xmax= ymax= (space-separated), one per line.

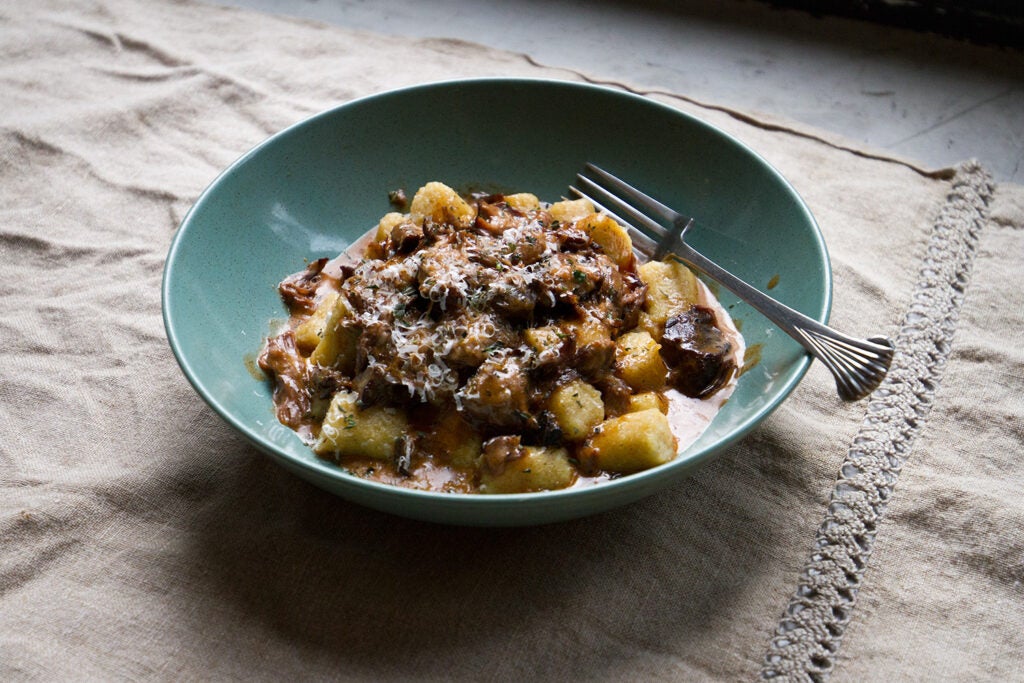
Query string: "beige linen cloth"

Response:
xmin=2 ymin=1 xmax=1023 ymax=680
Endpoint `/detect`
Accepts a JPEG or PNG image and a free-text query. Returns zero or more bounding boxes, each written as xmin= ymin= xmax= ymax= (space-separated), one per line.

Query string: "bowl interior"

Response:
xmin=163 ymin=79 xmax=829 ymax=526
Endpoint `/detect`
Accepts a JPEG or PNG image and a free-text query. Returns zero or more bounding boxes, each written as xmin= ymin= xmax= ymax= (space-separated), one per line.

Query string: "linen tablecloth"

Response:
xmin=2 ymin=1 xmax=1022 ymax=680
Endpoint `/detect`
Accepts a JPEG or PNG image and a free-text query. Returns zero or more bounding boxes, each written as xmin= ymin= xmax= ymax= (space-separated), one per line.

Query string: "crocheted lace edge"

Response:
xmin=760 ymin=162 xmax=995 ymax=682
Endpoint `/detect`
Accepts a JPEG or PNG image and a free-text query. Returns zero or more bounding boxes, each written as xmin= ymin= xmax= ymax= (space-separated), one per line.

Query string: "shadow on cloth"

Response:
xmin=170 ymin=429 xmax=800 ymax=679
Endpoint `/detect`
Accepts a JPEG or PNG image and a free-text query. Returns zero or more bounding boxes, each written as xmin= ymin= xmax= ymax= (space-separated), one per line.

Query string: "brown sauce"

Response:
xmin=740 ymin=343 xmax=763 ymax=376
xmin=244 ymin=353 xmax=266 ymax=381
xmin=257 ymin=186 xmax=744 ymax=494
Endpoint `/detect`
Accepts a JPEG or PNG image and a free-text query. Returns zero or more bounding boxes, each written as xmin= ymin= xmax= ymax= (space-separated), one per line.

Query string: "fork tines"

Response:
xmin=570 ymin=163 xmax=896 ymax=401
xmin=570 ymin=163 xmax=690 ymax=260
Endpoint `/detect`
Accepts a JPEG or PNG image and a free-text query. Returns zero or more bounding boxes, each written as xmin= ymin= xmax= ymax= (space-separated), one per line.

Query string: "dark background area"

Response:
xmin=766 ymin=0 xmax=1024 ymax=47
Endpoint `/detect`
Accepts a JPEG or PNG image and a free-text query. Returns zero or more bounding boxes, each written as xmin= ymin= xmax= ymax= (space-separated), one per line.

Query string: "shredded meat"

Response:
xmin=325 ymin=195 xmax=649 ymax=415
xmin=390 ymin=221 xmax=423 ymax=253
xmin=594 ymin=374 xmax=632 ymax=417
xmin=661 ymin=305 xmax=737 ymax=398
xmin=481 ymin=435 xmax=524 ymax=475
xmin=257 ymin=331 xmax=312 ymax=428
xmin=278 ymin=258 xmax=329 ymax=314
xmin=259 ymin=188 xmax=742 ymax=493
xmin=458 ymin=353 xmax=532 ymax=432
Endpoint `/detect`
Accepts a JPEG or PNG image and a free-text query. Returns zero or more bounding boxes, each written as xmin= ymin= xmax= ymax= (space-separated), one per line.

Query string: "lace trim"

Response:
xmin=760 ymin=162 xmax=994 ymax=682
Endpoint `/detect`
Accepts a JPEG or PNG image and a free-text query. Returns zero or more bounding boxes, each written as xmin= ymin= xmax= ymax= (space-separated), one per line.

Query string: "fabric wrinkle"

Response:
xmin=1 ymin=1 xmax=1022 ymax=681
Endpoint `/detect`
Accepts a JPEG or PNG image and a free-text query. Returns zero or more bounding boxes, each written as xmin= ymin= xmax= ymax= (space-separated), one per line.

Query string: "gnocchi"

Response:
xmin=258 ymin=182 xmax=742 ymax=494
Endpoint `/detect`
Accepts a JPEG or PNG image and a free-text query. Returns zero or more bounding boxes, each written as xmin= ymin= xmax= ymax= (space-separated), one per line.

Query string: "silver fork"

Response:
xmin=571 ymin=163 xmax=894 ymax=401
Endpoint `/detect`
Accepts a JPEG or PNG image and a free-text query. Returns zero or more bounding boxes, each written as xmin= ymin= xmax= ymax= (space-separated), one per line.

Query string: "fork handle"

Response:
xmin=669 ymin=242 xmax=894 ymax=401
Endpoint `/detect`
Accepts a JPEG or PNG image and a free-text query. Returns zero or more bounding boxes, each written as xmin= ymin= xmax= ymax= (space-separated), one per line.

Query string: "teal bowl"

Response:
xmin=162 ymin=78 xmax=830 ymax=526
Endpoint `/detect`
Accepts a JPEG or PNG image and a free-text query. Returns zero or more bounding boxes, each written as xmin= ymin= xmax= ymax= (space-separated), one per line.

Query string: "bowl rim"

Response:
xmin=162 ymin=76 xmax=832 ymax=508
